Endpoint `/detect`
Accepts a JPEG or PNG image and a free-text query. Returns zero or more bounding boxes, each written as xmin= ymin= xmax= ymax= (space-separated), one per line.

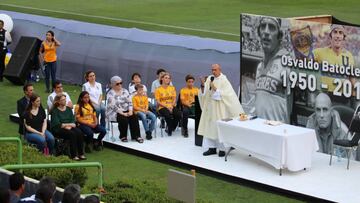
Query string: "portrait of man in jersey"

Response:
xmin=254 ymin=16 xmax=292 ymax=123
xmin=312 ymin=24 xmax=356 ymax=105
xmin=313 ymin=25 xmax=354 ymax=70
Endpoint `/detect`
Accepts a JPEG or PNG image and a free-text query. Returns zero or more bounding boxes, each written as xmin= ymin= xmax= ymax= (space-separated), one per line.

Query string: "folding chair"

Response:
xmin=330 ymin=105 xmax=360 ymax=169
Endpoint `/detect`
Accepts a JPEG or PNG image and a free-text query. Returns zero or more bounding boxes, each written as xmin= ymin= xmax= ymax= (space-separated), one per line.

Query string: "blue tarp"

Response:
xmin=1 ymin=10 xmax=240 ymax=91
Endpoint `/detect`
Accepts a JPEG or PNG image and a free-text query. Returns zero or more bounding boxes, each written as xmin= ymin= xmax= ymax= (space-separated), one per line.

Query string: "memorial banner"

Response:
xmin=241 ymin=14 xmax=360 ymax=159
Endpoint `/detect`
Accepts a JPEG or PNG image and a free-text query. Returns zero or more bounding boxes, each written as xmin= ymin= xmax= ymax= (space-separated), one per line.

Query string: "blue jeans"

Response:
xmin=44 ymin=61 xmax=57 ymax=91
xmin=94 ymin=103 xmax=106 ymax=128
xmin=137 ymin=111 xmax=156 ymax=132
xmin=26 ymin=130 xmax=55 ymax=154
xmin=78 ymin=124 xmax=107 ymax=144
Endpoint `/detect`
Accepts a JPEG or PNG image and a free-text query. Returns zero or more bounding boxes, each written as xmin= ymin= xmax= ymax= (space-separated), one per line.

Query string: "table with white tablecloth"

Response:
xmin=217 ymin=118 xmax=319 ymax=173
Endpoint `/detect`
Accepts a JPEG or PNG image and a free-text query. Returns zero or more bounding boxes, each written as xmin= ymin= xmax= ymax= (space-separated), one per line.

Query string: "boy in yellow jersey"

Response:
xmin=180 ymin=75 xmax=199 ymax=137
xmin=133 ymin=84 xmax=156 ymax=140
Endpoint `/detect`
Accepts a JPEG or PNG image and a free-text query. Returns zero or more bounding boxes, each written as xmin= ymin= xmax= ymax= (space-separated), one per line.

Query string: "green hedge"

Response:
xmin=0 ymin=143 xmax=88 ymax=188
xmin=87 ymin=179 xmax=211 ymax=203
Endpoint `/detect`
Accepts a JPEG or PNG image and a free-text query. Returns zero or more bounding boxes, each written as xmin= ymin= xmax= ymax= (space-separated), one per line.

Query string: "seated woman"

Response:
xmin=106 ymin=76 xmax=143 ymax=143
xmin=51 ymin=94 xmax=86 ymax=160
xmin=24 ymin=94 xmax=55 ymax=155
xmin=155 ymin=72 xmax=181 ymax=136
xmin=82 ymin=70 xmax=106 ymax=127
xmin=75 ymin=91 xmax=106 ymax=152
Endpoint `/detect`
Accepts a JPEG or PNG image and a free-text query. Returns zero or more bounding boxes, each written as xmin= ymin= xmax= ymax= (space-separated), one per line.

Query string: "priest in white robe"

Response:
xmin=198 ymin=64 xmax=244 ymax=156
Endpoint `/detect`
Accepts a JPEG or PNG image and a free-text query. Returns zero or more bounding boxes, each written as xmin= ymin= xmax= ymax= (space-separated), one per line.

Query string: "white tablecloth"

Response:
xmin=217 ymin=118 xmax=319 ymax=171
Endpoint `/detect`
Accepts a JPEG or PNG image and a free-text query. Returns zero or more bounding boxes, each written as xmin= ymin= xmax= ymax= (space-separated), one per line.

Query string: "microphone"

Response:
xmin=209 ymin=76 xmax=214 ymax=90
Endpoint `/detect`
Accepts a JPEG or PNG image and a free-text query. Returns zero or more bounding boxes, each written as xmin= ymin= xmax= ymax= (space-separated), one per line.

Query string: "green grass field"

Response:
xmin=1 ymin=1 xmax=359 ymax=202
xmin=1 ymin=0 xmax=360 ymax=41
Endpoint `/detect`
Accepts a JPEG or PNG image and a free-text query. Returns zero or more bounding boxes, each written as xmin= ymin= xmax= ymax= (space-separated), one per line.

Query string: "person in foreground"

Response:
xmin=0 ymin=187 xmax=10 ymax=203
xmin=18 ymin=177 xmax=56 ymax=203
xmin=9 ymin=172 xmax=25 ymax=203
xmin=61 ymin=184 xmax=81 ymax=203
xmin=198 ymin=64 xmax=244 ymax=156
xmin=83 ymin=195 xmax=100 ymax=203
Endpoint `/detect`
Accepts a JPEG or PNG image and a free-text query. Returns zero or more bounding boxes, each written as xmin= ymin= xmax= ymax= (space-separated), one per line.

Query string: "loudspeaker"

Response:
xmin=4 ymin=36 xmax=42 ymax=85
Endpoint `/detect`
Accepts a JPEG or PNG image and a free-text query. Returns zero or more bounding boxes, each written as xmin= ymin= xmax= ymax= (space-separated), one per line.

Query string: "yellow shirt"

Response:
xmin=43 ymin=41 xmax=57 ymax=62
xmin=313 ymin=47 xmax=355 ymax=92
xmin=180 ymin=87 xmax=199 ymax=107
xmin=75 ymin=103 xmax=96 ymax=125
xmin=132 ymin=95 xmax=149 ymax=113
xmin=155 ymin=86 xmax=176 ymax=110
xmin=314 ymin=47 xmax=354 ymax=67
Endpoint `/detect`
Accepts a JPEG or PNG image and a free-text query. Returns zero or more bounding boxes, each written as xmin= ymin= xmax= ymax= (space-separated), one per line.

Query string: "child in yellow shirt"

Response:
xmin=180 ymin=75 xmax=199 ymax=137
xmin=132 ymin=84 xmax=156 ymax=140
xmin=75 ymin=91 xmax=107 ymax=152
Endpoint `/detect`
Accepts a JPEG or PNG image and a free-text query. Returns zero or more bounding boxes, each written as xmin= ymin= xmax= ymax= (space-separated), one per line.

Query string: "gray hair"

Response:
xmin=110 ymin=76 xmax=122 ymax=86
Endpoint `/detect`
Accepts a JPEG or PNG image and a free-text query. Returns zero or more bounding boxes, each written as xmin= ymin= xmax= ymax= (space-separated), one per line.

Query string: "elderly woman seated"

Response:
xmin=106 ymin=76 xmax=143 ymax=143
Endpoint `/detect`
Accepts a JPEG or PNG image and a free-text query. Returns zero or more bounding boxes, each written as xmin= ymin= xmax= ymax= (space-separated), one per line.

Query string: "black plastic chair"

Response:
xmin=332 ymin=105 xmax=354 ymax=128
xmin=330 ymin=105 xmax=360 ymax=169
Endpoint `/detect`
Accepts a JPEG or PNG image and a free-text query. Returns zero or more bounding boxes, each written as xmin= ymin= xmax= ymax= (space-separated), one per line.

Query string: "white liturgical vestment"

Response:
xmin=198 ymin=73 xmax=244 ymax=140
